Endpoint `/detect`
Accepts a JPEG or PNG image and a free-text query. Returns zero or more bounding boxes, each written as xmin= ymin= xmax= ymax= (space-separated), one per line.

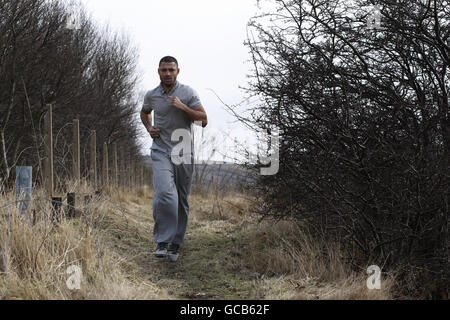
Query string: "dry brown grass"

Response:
xmin=190 ymin=190 xmax=252 ymax=223
xmin=236 ymin=220 xmax=396 ymax=300
xmin=0 ymin=187 xmax=168 ymax=300
xmin=188 ymin=189 xmax=396 ymax=299
xmin=0 ymin=184 xmax=398 ymax=300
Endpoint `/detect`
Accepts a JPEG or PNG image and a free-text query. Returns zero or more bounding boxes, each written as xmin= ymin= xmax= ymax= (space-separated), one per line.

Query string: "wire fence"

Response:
xmin=0 ymin=187 xmax=142 ymax=300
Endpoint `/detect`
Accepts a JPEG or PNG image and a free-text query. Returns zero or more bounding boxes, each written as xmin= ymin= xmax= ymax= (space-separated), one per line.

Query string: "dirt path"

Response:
xmin=100 ymin=193 xmax=264 ymax=300
xmin=95 ymin=192 xmax=391 ymax=300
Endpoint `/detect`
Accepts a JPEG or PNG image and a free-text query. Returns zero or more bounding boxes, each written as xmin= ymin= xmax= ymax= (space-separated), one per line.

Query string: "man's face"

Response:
xmin=158 ymin=62 xmax=179 ymax=87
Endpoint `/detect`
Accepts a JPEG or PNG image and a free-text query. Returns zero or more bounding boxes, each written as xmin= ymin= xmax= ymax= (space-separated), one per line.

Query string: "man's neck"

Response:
xmin=162 ymin=82 xmax=177 ymax=95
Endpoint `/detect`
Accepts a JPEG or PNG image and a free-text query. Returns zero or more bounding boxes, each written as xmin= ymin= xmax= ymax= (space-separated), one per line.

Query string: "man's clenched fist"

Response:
xmin=148 ymin=125 xmax=160 ymax=139
xmin=168 ymin=96 xmax=185 ymax=110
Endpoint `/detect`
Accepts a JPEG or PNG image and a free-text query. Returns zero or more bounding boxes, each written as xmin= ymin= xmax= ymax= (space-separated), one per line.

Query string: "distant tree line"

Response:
xmin=0 ymin=0 xmax=143 ymax=190
xmin=245 ymin=0 xmax=449 ymax=298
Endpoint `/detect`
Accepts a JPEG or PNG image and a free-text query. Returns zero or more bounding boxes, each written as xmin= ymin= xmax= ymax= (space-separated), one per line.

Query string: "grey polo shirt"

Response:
xmin=142 ymin=81 xmax=202 ymax=155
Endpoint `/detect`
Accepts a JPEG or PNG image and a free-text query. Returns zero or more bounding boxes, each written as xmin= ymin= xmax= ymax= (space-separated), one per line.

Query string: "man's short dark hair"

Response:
xmin=159 ymin=56 xmax=178 ymax=67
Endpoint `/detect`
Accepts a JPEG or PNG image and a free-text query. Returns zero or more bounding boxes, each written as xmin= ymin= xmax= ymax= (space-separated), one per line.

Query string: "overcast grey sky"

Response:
xmin=78 ymin=0 xmax=269 ymax=161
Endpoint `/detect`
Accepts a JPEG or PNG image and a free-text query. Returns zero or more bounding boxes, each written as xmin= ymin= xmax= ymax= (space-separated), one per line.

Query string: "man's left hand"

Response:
xmin=168 ymin=96 xmax=185 ymax=110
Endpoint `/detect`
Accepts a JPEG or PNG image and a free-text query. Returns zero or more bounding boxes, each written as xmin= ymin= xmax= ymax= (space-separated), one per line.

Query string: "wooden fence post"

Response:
xmin=127 ymin=157 xmax=131 ymax=191
xmin=72 ymin=119 xmax=80 ymax=186
xmin=51 ymin=196 xmax=62 ymax=223
xmin=67 ymin=192 xmax=75 ymax=218
xmin=144 ymin=167 xmax=148 ymax=187
xmin=44 ymin=104 xmax=53 ymax=197
xmin=120 ymin=145 xmax=125 ymax=192
xmin=143 ymin=167 xmax=146 ymax=187
xmin=102 ymin=142 xmax=109 ymax=188
xmin=144 ymin=167 xmax=152 ymax=188
xmin=133 ymin=160 xmax=136 ymax=190
xmin=135 ymin=163 xmax=139 ymax=189
xmin=129 ymin=155 xmax=134 ymax=191
xmin=113 ymin=142 xmax=118 ymax=189
xmin=90 ymin=130 xmax=97 ymax=190
xmin=133 ymin=161 xmax=137 ymax=190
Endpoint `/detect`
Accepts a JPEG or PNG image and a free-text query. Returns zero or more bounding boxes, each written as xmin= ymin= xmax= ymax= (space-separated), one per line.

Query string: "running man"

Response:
xmin=140 ymin=56 xmax=208 ymax=262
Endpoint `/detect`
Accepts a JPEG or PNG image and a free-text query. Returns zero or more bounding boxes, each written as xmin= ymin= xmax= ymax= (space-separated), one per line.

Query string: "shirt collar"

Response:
xmin=159 ymin=81 xmax=180 ymax=95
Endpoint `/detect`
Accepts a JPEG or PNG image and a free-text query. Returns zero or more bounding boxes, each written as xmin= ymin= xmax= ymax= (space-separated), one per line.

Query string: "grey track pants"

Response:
xmin=151 ymin=148 xmax=194 ymax=245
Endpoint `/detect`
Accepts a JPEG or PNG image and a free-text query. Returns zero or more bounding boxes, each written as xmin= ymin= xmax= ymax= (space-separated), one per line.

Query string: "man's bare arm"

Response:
xmin=187 ymin=105 xmax=208 ymax=127
xmin=140 ymin=109 xmax=160 ymax=138
xmin=140 ymin=109 xmax=152 ymax=131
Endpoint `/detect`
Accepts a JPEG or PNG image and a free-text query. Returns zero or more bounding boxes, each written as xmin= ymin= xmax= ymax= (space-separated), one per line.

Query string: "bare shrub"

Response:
xmin=244 ymin=0 xmax=449 ymax=298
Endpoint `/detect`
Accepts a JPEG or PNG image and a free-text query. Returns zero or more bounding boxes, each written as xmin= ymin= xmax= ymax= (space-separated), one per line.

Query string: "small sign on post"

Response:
xmin=15 ymin=166 xmax=32 ymax=216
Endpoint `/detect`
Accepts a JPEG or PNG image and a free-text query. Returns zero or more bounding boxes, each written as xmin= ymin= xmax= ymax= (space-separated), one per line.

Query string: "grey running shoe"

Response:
xmin=153 ymin=242 xmax=168 ymax=258
xmin=167 ymin=243 xmax=180 ymax=262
